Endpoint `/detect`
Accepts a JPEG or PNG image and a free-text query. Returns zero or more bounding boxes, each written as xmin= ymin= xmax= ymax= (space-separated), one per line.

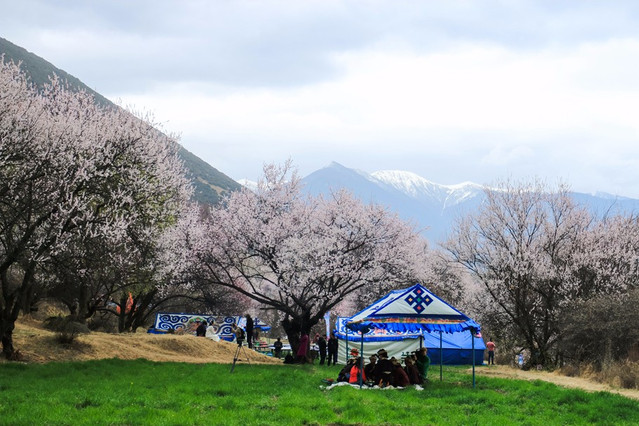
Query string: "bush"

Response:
xmin=43 ymin=316 xmax=90 ymax=344
xmin=86 ymin=312 xmax=118 ymax=333
xmin=599 ymin=360 xmax=639 ymax=389
xmin=558 ymin=289 xmax=639 ymax=367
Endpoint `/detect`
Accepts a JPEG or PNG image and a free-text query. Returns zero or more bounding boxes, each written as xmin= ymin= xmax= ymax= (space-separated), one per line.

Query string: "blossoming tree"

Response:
xmin=443 ymin=180 xmax=592 ymax=367
xmin=0 ymin=59 xmax=191 ymax=357
xmin=190 ymin=162 xmax=430 ymax=352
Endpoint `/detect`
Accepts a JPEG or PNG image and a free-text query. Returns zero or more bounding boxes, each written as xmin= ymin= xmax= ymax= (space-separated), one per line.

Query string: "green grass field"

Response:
xmin=1 ymin=359 xmax=637 ymax=425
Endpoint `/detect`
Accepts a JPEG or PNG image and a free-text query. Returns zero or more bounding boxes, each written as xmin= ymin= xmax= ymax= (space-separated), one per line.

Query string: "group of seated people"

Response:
xmin=337 ymin=347 xmax=431 ymax=387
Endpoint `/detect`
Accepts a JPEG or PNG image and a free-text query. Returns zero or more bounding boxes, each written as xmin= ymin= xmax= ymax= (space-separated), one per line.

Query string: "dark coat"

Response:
xmin=364 ymin=362 xmax=377 ymax=383
xmin=317 ymin=337 xmax=327 ymax=355
xmin=245 ymin=316 xmax=254 ymax=335
xmin=405 ymin=363 xmax=422 ymax=384
xmin=392 ymin=365 xmax=411 ymax=387
xmin=327 ymin=336 xmax=338 ymax=354
xmin=376 ymin=358 xmax=394 ymax=386
xmin=195 ymin=323 xmax=207 ymax=337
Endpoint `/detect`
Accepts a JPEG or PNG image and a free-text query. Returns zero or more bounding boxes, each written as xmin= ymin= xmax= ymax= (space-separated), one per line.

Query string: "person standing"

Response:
xmin=273 ymin=337 xmax=284 ymax=358
xmin=327 ymin=332 xmax=339 ymax=366
xmin=486 ymin=338 xmax=496 ymax=365
xmin=245 ymin=314 xmax=254 ymax=349
xmin=297 ymin=333 xmax=309 ymax=364
xmin=316 ymin=334 xmax=327 ymax=365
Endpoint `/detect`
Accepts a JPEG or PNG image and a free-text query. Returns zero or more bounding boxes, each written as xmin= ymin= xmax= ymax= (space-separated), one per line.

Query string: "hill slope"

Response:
xmin=7 ymin=319 xmax=280 ymax=365
xmin=0 ymin=37 xmax=241 ymax=205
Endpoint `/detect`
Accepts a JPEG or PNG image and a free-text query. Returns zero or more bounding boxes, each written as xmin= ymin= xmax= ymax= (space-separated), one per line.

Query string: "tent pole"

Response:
xmin=439 ymin=330 xmax=443 ymax=382
xmin=359 ymin=332 xmax=364 ymax=388
xmin=419 ymin=334 xmax=423 ymax=349
xmin=471 ymin=328 xmax=476 ymax=389
xmin=345 ymin=328 xmax=349 ymax=366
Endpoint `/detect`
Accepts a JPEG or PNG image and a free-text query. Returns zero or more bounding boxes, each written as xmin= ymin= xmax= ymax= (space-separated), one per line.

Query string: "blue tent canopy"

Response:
xmin=345 ymin=284 xmax=480 ymax=334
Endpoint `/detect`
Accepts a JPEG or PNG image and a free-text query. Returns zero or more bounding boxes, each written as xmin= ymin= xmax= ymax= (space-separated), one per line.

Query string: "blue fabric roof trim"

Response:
xmin=346 ymin=319 xmax=480 ymax=334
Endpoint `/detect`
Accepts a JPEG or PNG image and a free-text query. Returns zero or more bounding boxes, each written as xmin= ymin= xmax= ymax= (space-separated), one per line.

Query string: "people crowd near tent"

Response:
xmin=336 ymin=347 xmax=431 ymax=388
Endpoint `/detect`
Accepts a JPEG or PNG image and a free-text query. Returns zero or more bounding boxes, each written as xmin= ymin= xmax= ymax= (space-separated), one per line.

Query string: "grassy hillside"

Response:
xmin=0 ymin=37 xmax=241 ymax=205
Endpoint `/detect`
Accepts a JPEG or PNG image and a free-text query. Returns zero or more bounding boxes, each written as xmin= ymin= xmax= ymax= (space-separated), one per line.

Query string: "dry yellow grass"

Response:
xmin=2 ymin=319 xmax=283 ymax=365
xmin=474 ymin=364 xmax=639 ymax=401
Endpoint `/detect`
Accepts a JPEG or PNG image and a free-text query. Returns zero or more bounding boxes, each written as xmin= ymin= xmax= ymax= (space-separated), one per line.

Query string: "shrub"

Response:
xmin=599 ymin=360 xmax=639 ymax=389
xmin=558 ymin=289 xmax=639 ymax=367
xmin=43 ymin=316 xmax=90 ymax=344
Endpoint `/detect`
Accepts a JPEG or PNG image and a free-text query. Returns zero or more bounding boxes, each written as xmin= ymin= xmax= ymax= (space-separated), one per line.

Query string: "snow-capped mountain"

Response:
xmin=301 ymin=162 xmax=481 ymax=241
xmin=371 ymin=170 xmax=484 ymax=209
xmin=239 ymin=162 xmax=639 ymax=243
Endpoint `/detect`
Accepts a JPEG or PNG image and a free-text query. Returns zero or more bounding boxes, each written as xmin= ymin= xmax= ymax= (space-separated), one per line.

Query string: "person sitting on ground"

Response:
xmin=375 ymin=349 xmax=394 ymax=387
xmin=391 ymin=357 xmax=410 ymax=387
xmin=364 ymin=354 xmax=378 ymax=385
xmin=404 ymin=355 xmax=422 ymax=385
xmin=415 ymin=347 xmax=431 ymax=382
xmin=206 ymin=322 xmax=220 ymax=341
xmin=348 ymin=356 xmax=367 ymax=384
xmin=349 ymin=347 xmax=359 ymax=360
xmin=273 ymin=337 xmax=284 ymax=358
xmin=337 ymin=358 xmax=356 ymax=382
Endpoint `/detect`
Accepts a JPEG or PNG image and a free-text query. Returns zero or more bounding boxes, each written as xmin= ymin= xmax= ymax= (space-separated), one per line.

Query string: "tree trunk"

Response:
xmin=281 ymin=312 xmax=314 ymax=356
xmin=1 ymin=321 xmax=15 ymax=360
xmin=117 ymin=294 xmax=128 ymax=333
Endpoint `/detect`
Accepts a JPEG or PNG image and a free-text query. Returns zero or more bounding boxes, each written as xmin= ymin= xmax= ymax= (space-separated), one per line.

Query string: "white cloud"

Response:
xmin=4 ymin=0 xmax=639 ymax=196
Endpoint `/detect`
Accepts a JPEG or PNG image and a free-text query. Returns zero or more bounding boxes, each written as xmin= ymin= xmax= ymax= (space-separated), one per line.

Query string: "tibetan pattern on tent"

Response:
xmin=151 ymin=313 xmax=270 ymax=340
xmin=346 ymin=283 xmax=480 ymax=334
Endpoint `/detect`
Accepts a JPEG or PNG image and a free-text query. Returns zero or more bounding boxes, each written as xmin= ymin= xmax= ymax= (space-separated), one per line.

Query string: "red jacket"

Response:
xmin=348 ymin=365 xmax=366 ymax=384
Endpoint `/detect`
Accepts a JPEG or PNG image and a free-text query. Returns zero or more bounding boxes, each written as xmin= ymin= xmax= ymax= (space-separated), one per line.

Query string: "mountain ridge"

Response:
xmin=0 ymin=37 xmax=240 ymax=205
xmin=299 ymin=162 xmax=639 ymax=242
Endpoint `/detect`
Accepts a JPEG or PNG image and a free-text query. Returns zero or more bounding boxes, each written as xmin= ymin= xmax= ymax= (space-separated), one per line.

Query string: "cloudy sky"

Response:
xmin=3 ymin=1 xmax=639 ymax=196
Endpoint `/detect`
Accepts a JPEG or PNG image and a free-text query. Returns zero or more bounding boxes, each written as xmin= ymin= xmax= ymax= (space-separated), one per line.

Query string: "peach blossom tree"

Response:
xmin=189 ymin=162 xmax=430 ymax=353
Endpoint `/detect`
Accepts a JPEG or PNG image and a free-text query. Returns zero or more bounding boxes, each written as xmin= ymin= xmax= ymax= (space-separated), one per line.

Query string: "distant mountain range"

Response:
xmin=5 ymin=37 xmax=638 ymax=234
xmin=0 ymin=37 xmax=241 ymax=205
xmin=300 ymin=162 xmax=639 ymax=242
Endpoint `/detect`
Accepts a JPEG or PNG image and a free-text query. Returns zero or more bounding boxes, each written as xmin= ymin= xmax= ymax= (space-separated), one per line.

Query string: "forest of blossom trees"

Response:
xmin=2 ymin=57 xmax=638 ymax=369
xmin=0 ymin=58 xmax=195 ymax=358
xmin=444 ymin=180 xmax=639 ymax=368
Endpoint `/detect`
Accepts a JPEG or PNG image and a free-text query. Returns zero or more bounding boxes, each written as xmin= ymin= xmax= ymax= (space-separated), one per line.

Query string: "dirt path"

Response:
xmin=473 ymin=365 xmax=639 ymax=401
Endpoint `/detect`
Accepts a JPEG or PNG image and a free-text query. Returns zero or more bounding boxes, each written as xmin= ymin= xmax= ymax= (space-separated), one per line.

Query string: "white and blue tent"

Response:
xmin=343 ymin=283 xmax=483 ymax=387
xmin=149 ymin=313 xmax=270 ymax=341
xmin=336 ymin=318 xmax=485 ymax=365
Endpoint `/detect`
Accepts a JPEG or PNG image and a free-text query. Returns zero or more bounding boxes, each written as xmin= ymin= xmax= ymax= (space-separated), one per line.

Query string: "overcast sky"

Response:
xmin=3 ymin=1 xmax=639 ymax=196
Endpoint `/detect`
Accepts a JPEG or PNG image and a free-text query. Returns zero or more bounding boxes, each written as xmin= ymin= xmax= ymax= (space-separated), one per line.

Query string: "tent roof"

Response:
xmin=346 ymin=283 xmax=480 ymax=334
